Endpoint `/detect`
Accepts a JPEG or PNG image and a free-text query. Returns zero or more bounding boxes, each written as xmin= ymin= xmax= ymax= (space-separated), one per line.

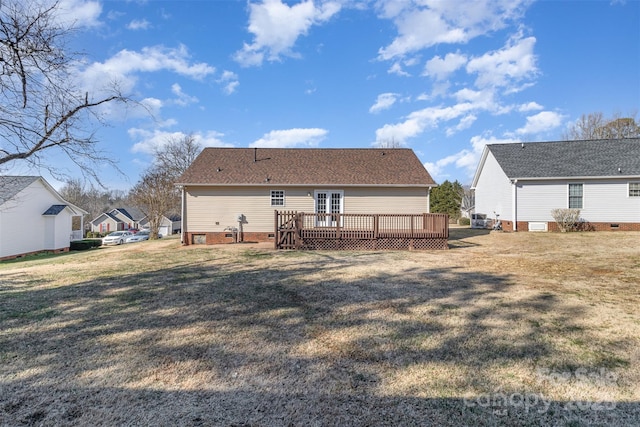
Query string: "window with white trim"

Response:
xmin=270 ymin=190 xmax=285 ymax=206
xmin=568 ymin=183 xmax=583 ymax=209
xmin=629 ymin=182 xmax=640 ymax=197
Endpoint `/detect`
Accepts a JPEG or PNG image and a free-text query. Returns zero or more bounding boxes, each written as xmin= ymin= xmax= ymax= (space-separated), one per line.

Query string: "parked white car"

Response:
xmin=102 ymin=231 xmax=133 ymax=245
xmin=125 ymin=230 xmax=151 ymax=243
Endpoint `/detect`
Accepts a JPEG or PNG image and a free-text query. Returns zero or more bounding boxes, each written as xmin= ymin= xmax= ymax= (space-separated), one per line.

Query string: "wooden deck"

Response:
xmin=275 ymin=211 xmax=449 ymax=250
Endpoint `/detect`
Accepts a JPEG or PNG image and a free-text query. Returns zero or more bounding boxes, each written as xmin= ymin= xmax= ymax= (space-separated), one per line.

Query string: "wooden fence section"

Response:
xmin=275 ymin=211 xmax=448 ymax=250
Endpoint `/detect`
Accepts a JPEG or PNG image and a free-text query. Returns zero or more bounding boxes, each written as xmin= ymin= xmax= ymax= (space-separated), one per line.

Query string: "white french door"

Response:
xmin=315 ymin=190 xmax=343 ymax=226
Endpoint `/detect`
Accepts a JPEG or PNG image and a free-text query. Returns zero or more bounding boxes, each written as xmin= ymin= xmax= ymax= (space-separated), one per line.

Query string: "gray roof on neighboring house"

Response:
xmin=43 ymin=204 xmax=67 ymax=215
xmin=119 ymin=207 xmax=145 ymax=221
xmin=0 ymin=176 xmax=40 ymax=205
xmin=90 ymin=211 xmax=122 ymax=225
xmin=488 ymin=138 xmax=640 ymax=178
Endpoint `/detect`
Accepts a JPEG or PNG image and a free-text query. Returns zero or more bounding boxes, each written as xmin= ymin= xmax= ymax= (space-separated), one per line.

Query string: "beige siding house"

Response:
xmin=177 ymin=148 xmax=437 ymax=245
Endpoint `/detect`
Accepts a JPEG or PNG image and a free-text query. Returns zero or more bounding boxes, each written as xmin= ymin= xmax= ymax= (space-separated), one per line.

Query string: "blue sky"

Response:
xmin=8 ymin=0 xmax=640 ymax=188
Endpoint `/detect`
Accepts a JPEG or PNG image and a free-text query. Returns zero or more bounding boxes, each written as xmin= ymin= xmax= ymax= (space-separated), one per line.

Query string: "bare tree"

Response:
xmin=597 ymin=115 xmax=640 ymax=139
xmin=152 ymin=134 xmax=202 ymax=179
xmin=563 ymin=112 xmax=640 ymax=140
xmin=460 ymin=186 xmax=474 ymax=218
xmin=374 ymin=137 xmax=403 ymax=148
xmin=59 ymin=178 xmax=129 ymax=225
xmin=129 ymin=168 xmax=179 ymax=239
xmin=0 ymin=0 xmax=129 ymax=182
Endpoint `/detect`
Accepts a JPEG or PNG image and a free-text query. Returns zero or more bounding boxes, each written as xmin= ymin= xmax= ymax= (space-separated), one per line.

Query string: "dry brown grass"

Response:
xmin=1 ymin=230 xmax=639 ymax=426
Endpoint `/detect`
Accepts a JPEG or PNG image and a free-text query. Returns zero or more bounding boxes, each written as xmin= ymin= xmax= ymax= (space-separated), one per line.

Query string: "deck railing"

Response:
xmin=275 ymin=211 xmax=448 ymax=249
xmin=70 ymin=230 xmax=84 ymax=241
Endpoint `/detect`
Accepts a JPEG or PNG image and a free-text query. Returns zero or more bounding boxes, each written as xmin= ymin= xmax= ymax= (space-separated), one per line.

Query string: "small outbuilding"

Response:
xmin=0 ymin=176 xmax=88 ymax=260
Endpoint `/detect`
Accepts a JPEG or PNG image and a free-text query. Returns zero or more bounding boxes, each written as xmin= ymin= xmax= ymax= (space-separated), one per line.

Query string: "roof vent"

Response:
xmin=618 ymin=167 xmax=622 ymax=173
xmin=521 ymin=142 xmax=524 ymax=148
xmin=216 ymin=167 xmax=221 ymax=172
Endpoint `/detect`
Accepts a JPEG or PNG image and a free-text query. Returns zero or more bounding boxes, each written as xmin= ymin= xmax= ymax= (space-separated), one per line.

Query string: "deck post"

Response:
xmin=410 ymin=214 xmax=415 ymax=237
xmin=274 ymin=210 xmax=278 ymax=250
xmin=374 ymin=214 xmax=379 ymax=239
xmin=295 ymin=212 xmax=302 ymax=249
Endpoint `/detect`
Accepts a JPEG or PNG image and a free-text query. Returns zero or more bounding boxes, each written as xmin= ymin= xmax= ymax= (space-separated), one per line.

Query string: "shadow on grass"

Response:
xmin=0 ymin=251 xmax=637 ymax=425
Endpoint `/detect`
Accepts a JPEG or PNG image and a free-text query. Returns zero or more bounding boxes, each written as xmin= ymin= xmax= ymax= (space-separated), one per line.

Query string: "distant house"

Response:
xmin=176 ymin=147 xmax=437 ymax=244
xmin=471 ymin=139 xmax=640 ymax=231
xmin=0 ymin=176 xmax=88 ymax=260
xmin=138 ymin=214 xmax=181 ymax=237
xmin=90 ymin=207 xmax=144 ymax=234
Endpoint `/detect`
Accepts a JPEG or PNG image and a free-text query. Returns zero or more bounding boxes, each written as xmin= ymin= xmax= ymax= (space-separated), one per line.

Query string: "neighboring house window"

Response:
xmin=270 ymin=190 xmax=285 ymax=206
xmin=629 ymin=182 xmax=640 ymax=197
xmin=568 ymin=183 xmax=583 ymax=209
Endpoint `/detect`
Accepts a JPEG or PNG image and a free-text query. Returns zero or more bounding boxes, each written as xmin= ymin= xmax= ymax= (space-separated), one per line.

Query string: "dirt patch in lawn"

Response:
xmin=1 ymin=231 xmax=639 ymax=425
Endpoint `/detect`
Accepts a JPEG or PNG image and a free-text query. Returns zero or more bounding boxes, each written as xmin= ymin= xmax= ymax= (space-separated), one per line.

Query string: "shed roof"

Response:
xmin=487 ymin=138 xmax=640 ymax=179
xmin=177 ymin=148 xmax=436 ymax=186
xmin=43 ymin=204 xmax=68 ymax=215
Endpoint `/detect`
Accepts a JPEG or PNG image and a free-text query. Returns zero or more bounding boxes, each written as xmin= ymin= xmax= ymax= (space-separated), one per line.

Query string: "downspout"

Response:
xmin=512 ymin=179 xmax=518 ymax=232
xmin=426 ymin=187 xmax=431 ymax=213
xmin=180 ymin=186 xmax=186 ymax=245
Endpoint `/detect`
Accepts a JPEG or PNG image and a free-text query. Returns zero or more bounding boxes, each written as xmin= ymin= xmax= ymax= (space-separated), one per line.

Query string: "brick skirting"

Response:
xmin=183 ymin=232 xmax=275 ymax=245
xmin=0 ymin=247 xmax=69 ymax=261
xmin=547 ymin=222 xmax=640 ymax=232
xmin=505 ymin=222 xmax=640 ymax=232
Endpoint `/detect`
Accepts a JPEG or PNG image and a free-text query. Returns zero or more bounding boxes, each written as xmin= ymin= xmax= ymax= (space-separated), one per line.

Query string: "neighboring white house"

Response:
xmin=0 ymin=176 xmax=88 ymax=260
xmin=471 ymin=139 xmax=640 ymax=232
xmin=139 ymin=214 xmax=181 ymax=237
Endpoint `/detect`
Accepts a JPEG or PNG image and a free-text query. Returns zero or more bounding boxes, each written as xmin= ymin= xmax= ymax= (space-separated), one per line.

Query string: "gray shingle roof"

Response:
xmin=43 ymin=204 xmax=68 ymax=215
xmin=488 ymin=138 xmax=640 ymax=178
xmin=0 ymin=176 xmax=40 ymax=205
xmin=177 ymin=148 xmax=436 ymax=186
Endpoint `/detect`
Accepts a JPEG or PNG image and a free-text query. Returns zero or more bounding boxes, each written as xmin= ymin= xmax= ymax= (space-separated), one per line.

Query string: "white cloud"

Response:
xmin=54 ymin=0 xmax=103 ymax=27
xmin=374 ymin=102 xmax=477 ymax=145
xmin=217 ymin=70 xmax=240 ymax=95
xmin=378 ymin=0 xmax=531 ymax=60
xmin=388 ymin=62 xmax=411 ymax=77
xmin=518 ymin=101 xmax=543 ymax=112
xmin=378 ymin=8 xmax=465 ymax=60
xmin=171 ymin=84 xmax=199 ymax=106
xmin=466 ymin=33 xmax=538 ymax=90
xmin=424 ymin=153 xmax=462 ymax=181
xmin=79 ymin=44 xmax=216 ymax=95
xmin=250 ymin=128 xmax=328 ymax=148
xmin=369 ymin=93 xmax=399 ymax=114
xmin=129 ymin=129 xmax=232 ymax=154
xmin=516 ymin=111 xmax=564 ymax=135
xmin=469 ymin=134 xmax=520 ymax=153
xmin=423 ymin=52 xmax=467 ymax=80
xmin=127 ymin=19 xmax=151 ymax=30
xmin=445 ymin=114 xmax=477 ymax=136
xmin=234 ymin=0 xmax=341 ymax=67
xmin=426 ymin=133 xmax=521 ymax=181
